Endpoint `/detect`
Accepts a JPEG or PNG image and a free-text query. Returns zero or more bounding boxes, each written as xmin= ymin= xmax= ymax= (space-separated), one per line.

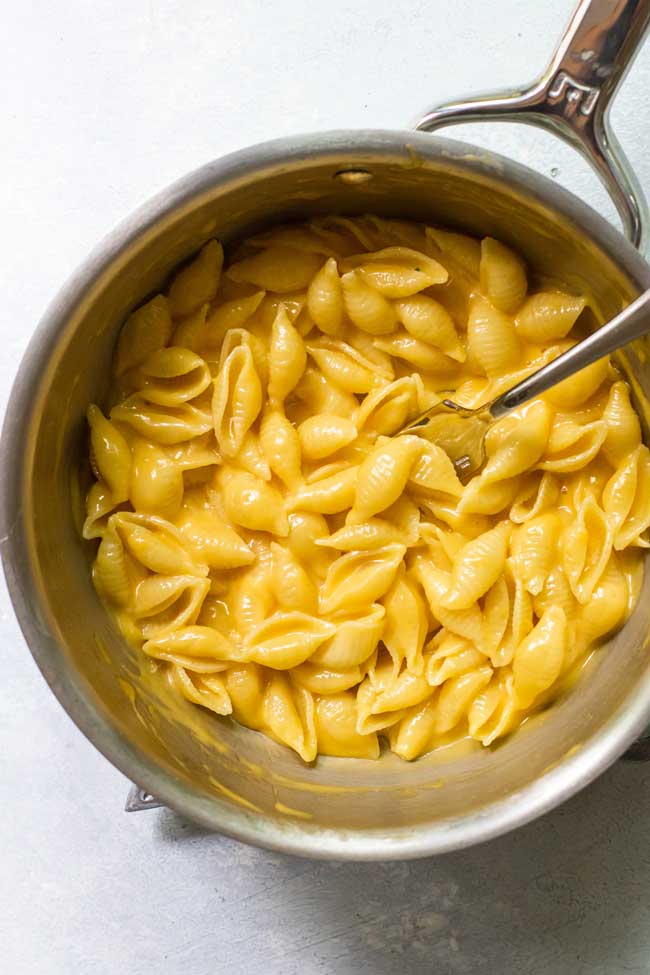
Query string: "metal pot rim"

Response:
xmin=3 ymin=128 xmax=650 ymax=860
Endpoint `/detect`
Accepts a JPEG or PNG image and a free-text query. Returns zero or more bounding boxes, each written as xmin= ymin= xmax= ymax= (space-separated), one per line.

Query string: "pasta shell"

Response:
xmin=204 ymin=290 xmax=265 ymax=344
xmin=381 ymin=495 xmax=421 ymax=542
xmin=291 ymin=663 xmax=363 ymax=695
xmin=434 ymin=666 xmax=493 ymax=734
xmin=227 ymin=245 xmax=322 ymax=292
xmin=171 ymin=303 xmax=210 ymax=353
xmin=135 ymin=346 xmax=211 ymax=407
xmin=515 ymin=291 xmax=586 ymax=341
xmin=562 ymin=496 xmax=612 ymax=603
xmin=297 ymin=414 xmax=357 ymax=460
xmin=579 ymin=555 xmax=629 ymax=648
xmin=291 ymin=366 xmax=359 ymax=421
xmin=134 ymin=574 xmax=211 ymax=639
xmin=373 ymin=332 xmax=459 ymax=374
xmin=83 ymin=481 xmax=117 ymax=540
xmin=513 ymin=606 xmax=567 ymax=709
xmin=539 ymin=420 xmax=607 ymax=472
xmin=341 ymin=246 xmax=448 ymax=294
xmin=270 ymin=542 xmax=318 ymax=613
xmin=286 ymin=465 xmax=359 ymax=515
xmin=468 ymin=671 xmax=516 ymax=745
xmin=603 ymin=444 xmax=650 ymax=549
xmin=168 ymin=240 xmax=223 ymax=318
xmin=225 ymin=663 xmax=265 ymax=727
xmin=319 ymin=544 xmax=405 ymax=616
xmin=262 ymin=675 xmax=317 ymax=762
xmin=120 ymin=527 xmax=198 ymax=581
xmin=130 ymin=441 xmax=184 ymax=518
xmin=307 ymin=257 xmax=344 ymax=336
xmin=248 ymin=225 xmax=335 ymax=255
xmin=311 ymin=215 xmax=380 ymax=251
xmin=233 ymin=430 xmax=272 ymax=481
xmin=217 ymin=327 xmax=269 ymax=388
xmin=220 ymin=469 xmax=289 ymax=535
xmin=407 ymin=441 xmax=464 ymax=498
xmin=365 ymin=669 xmax=433 ymax=719
xmin=602 ymin=381 xmax=642 ymax=465
xmin=87 ymin=405 xmax=131 ymax=504
xmin=348 ymin=436 xmax=422 ymax=524
xmin=467 ymin=296 xmax=520 ymax=376
xmin=228 ymin=561 xmax=274 ymax=635
xmin=259 ymin=410 xmax=303 ymax=488
xmin=316 ymin=518 xmax=409 ymax=552
xmin=382 ymin=569 xmax=429 ymax=675
xmin=479 ymin=237 xmax=527 ymax=313
xmin=422 ymin=501 xmax=490 ymax=539
xmin=509 ymin=471 xmax=560 ymax=523
xmin=143 ymin=625 xmax=242 ymax=671
xmin=255 ymin=292 xmax=305 ymax=331
xmin=110 ymin=396 xmax=212 ymax=444
xmin=314 ymin=694 xmax=380 ymax=759
xmin=344 ymin=325 xmax=396 ymax=375
xmin=545 ymin=355 xmax=609 ymax=408
xmin=244 ymin=612 xmax=336 ymax=668
xmin=286 ymin=511 xmax=331 ymax=576
xmin=94 ymin=521 xmax=143 ymax=606
xmin=509 ymin=512 xmax=561 ymax=596
xmin=268 ymin=304 xmax=307 ymax=406
xmin=395 ymin=295 xmax=465 ymax=361
xmin=441 ymin=522 xmax=510 ymax=610
xmin=419 ymin=523 xmax=465 ymax=566
xmin=340 ymin=270 xmax=398 ymax=334
xmin=457 ymin=476 xmax=519 ymax=516
xmin=310 ymin=604 xmax=385 ymax=668
xmin=482 ymin=400 xmax=551 ymax=483
xmin=170 ymin=667 xmax=233 ymax=715
xmin=387 ymin=697 xmax=437 ymax=760
xmin=426 ymin=632 xmax=485 ymax=686
xmin=306 ymin=338 xmax=389 ymax=393
xmin=532 ymin=564 xmax=577 ymax=621
xmin=357 ymin=264 xmax=432 ymax=300
xmin=354 ymin=377 xmax=421 ymax=437
xmin=127 ymin=511 xmax=208 ymax=571
xmin=176 ymin=507 xmax=255 ymax=569
xmin=212 ymin=344 xmax=262 ymax=456
xmin=115 ymin=295 xmax=173 ymax=376
xmin=425 ymin=227 xmax=481 ymax=277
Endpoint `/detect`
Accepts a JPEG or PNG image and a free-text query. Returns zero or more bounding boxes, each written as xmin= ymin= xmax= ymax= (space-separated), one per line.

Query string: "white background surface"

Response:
xmin=3 ymin=2 xmax=650 ymax=973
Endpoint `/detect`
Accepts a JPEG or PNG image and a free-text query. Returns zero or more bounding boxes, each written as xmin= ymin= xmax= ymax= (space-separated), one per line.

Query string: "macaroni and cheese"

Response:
xmin=84 ymin=216 xmax=650 ymax=761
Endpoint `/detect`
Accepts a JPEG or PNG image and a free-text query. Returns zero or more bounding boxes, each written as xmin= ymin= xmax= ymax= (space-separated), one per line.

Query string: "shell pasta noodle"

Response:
xmin=84 ymin=216 xmax=650 ymax=763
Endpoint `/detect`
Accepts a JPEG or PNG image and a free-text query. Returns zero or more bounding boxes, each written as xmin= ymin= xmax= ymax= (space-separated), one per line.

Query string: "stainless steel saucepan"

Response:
xmin=2 ymin=0 xmax=650 ymax=860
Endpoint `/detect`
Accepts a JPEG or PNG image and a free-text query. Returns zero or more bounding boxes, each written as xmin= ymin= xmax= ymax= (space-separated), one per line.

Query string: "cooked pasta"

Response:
xmin=85 ymin=216 xmax=650 ymax=763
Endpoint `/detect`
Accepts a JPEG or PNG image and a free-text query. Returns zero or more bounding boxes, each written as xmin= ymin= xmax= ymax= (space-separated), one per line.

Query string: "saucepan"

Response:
xmin=2 ymin=0 xmax=650 ymax=860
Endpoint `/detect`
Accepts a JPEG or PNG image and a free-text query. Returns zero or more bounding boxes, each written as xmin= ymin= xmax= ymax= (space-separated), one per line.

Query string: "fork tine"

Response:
xmin=399 ymin=398 xmax=489 ymax=480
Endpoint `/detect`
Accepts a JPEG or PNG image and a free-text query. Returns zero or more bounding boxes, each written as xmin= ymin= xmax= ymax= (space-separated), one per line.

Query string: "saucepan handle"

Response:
xmin=416 ymin=0 xmax=650 ymax=256
xmin=420 ymin=0 xmax=650 ymax=762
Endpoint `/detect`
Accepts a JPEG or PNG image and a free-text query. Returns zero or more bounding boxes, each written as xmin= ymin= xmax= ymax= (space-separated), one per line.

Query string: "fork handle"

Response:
xmin=490 ymin=287 xmax=650 ymax=417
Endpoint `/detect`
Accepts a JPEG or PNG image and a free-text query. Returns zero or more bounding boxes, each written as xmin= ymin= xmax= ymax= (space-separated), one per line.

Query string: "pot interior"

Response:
xmin=10 ymin=133 xmax=650 ymax=855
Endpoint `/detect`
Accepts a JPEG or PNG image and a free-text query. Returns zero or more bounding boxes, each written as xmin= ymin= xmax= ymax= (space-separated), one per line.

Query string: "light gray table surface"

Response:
xmin=3 ymin=2 xmax=650 ymax=973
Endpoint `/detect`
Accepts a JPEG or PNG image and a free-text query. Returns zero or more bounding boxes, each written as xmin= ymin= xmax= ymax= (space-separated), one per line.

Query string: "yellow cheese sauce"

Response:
xmin=83 ymin=215 xmax=650 ymax=764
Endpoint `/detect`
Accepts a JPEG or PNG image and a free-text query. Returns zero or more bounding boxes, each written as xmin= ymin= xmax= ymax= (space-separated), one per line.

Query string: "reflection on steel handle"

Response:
xmin=416 ymin=0 xmax=650 ymax=255
xmin=489 ymin=286 xmax=650 ymax=417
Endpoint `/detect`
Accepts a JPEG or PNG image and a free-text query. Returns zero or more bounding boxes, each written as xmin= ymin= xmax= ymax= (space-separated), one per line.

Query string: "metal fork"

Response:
xmin=400 ymin=287 xmax=650 ymax=480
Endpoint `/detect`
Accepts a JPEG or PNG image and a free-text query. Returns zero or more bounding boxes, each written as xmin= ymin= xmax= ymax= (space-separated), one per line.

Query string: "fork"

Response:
xmin=399 ymin=287 xmax=650 ymax=480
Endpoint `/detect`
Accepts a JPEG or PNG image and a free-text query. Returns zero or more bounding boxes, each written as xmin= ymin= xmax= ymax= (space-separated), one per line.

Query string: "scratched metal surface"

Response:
xmin=3 ymin=1 xmax=650 ymax=972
